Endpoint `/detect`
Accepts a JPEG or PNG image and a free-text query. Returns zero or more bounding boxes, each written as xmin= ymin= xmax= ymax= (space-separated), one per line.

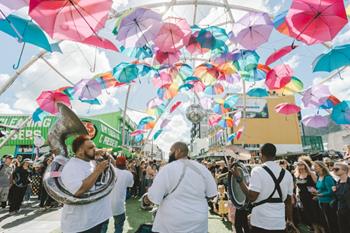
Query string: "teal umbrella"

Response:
xmin=313 ymin=44 xmax=350 ymax=72
xmin=234 ymin=50 xmax=260 ymax=71
xmin=247 ymin=88 xmax=269 ymax=97
xmin=331 ymin=101 xmax=350 ymax=124
xmin=0 ymin=14 xmax=54 ymax=69
xmin=112 ymin=62 xmax=139 ymax=83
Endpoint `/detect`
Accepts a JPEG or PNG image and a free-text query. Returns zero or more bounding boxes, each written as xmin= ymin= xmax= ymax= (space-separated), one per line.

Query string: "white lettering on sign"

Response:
xmin=43 ymin=118 xmax=53 ymax=128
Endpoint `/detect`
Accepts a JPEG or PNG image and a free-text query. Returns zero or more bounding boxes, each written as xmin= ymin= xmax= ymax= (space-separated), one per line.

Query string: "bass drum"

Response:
xmin=227 ymin=162 xmax=250 ymax=209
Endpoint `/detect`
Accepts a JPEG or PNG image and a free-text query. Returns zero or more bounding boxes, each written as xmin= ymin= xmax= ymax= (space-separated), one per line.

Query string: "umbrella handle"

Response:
xmin=13 ymin=42 xmax=26 ymax=70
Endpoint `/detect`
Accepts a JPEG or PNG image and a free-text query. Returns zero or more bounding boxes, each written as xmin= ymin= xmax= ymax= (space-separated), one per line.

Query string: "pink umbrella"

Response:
xmin=29 ymin=0 xmax=112 ymax=41
xmin=130 ymin=129 xmax=147 ymax=137
xmin=81 ymin=35 xmax=118 ymax=51
xmin=155 ymin=49 xmax=181 ymax=65
xmin=275 ymin=103 xmax=301 ymax=115
xmin=235 ymin=12 xmax=273 ymax=50
xmin=154 ymin=17 xmax=191 ymax=53
xmin=302 ymin=115 xmax=329 ymax=128
xmin=147 ymin=97 xmax=163 ymax=109
xmin=36 ymin=91 xmax=71 ymax=114
xmin=302 ymin=84 xmax=331 ymax=108
xmin=152 ymin=72 xmax=173 ymax=88
xmin=209 ymin=114 xmax=222 ymax=127
xmin=286 ymin=0 xmax=348 ymax=45
xmin=170 ymin=101 xmax=182 ymax=113
xmin=265 ymin=64 xmax=293 ymax=90
xmin=265 ymin=45 xmax=297 ymax=66
xmin=74 ymin=79 xmax=102 ymax=100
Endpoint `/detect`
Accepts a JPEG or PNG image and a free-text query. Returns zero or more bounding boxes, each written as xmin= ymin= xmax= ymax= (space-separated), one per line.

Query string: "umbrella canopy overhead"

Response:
xmin=331 ymin=101 xmax=350 ymax=124
xmin=29 ymin=0 xmax=112 ymax=41
xmin=302 ymin=84 xmax=331 ymax=108
xmin=265 ymin=45 xmax=297 ymax=66
xmin=235 ymin=12 xmax=273 ymax=50
xmin=313 ymin=44 xmax=350 ymax=72
xmin=0 ymin=0 xmax=28 ymax=19
xmin=116 ymin=7 xmax=162 ymax=48
xmin=302 ymin=115 xmax=329 ymax=128
xmin=275 ymin=103 xmax=301 ymax=115
xmin=112 ymin=62 xmax=139 ymax=83
xmin=74 ymin=79 xmax=102 ymax=100
xmin=265 ymin=64 xmax=293 ymax=90
xmin=286 ymin=0 xmax=348 ymax=45
xmin=36 ymin=91 xmax=71 ymax=114
xmin=247 ymin=88 xmax=269 ymax=97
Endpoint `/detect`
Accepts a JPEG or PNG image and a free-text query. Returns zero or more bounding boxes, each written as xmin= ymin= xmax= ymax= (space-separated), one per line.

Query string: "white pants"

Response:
xmin=0 ymin=187 xmax=10 ymax=202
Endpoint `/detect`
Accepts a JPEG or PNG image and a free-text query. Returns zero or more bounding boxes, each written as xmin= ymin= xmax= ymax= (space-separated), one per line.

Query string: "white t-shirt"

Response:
xmin=111 ymin=167 xmax=134 ymax=216
xmin=60 ymin=158 xmax=112 ymax=233
xmin=249 ymin=161 xmax=293 ymax=230
xmin=148 ymin=159 xmax=217 ymax=233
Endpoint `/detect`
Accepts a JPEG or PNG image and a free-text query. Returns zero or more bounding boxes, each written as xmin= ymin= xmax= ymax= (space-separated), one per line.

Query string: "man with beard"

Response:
xmin=60 ymin=135 xmax=112 ymax=233
xmin=144 ymin=142 xmax=217 ymax=233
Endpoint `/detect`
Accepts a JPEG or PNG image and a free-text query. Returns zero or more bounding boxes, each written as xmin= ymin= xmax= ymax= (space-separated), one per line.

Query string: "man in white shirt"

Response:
xmin=60 ymin=135 xmax=112 ymax=233
xmin=144 ymin=142 xmax=217 ymax=233
xmin=232 ymin=143 xmax=295 ymax=233
xmin=101 ymin=156 xmax=134 ymax=233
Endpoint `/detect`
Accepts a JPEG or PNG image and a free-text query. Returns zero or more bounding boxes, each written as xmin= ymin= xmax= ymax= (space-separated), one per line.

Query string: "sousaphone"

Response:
xmin=43 ymin=103 xmax=115 ymax=205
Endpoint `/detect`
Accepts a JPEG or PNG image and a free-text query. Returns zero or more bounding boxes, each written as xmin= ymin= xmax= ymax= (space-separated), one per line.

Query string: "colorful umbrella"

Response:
xmin=186 ymin=30 xmax=210 ymax=54
xmin=116 ymin=8 xmax=161 ymax=48
xmin=178 ymin=83 xmax=194 ymax=91
xmin=130 ymin=129 xmax=147 ymax=137
xmin=135 ymin=134 xmax=144 ymax=143
xmin=157 ymin=83 xmax=178 ymax=100
xmin=275 ymin=76 xmax=304 ymax=95
xmin=247 ymin=88 xmax=269 ymax=97
xmin=29 ymin=0 xmax=112 ymax=41
xmin=313 ymin=44 xmax=350 ymax=72
xmin=194 ymin=63 xmax=220 ymax=86
xmin=137 ymin=116 xmax=155 ymax=129
xmin=213 ymin=102 xmax=229 ymax=115
xmin=80 ymin=35 xmax=118 ymax=51
xmin=302 ymin=115 xmax=329 ymax=128
xmin=265 ymin=45 xmax=297 ymax=66
xmin=155 ymin=50 xmax=181 ymax=65
xmin=196 ymin=26 xmax=228 ymax=51
xmin=208 ymin=113 xmax=222 ymax=126
xmin=74 ymin=79 xmax=102 ymax=100
xmin=218 ymin=117 xmax=234 ymax=128
xmin=154 ymin=17 xmax=191 ymax=52
xmin=275 ymin=103 xmax=301 ymax=115
xmin=286 ymin=0 xmax=348 ymax=45
xmin=153 ymin=129 xmax=163 ymax=140
xmin=204 ymin=83 xmax=224 ymax=95
xmin=265 ymin=64 xmax=293 ymax=90
xmin=160 ymin=118 xmax=171 ymax=128
xmin=112 ymin=63 xmax=139 ymax=83
xmin=234 ymin=50 xmax=260 ymax=71
xmin=331 ymin=101 xmax=350 ymax=124
xmin=0 ymin=14 xmax=54 ymax=68
xmin=273 ymin=10 xmax=291 ymax=37
xmin=227 ymin=133 xmax=237 ymax=142
xmin=224 ymin=95 xmax=239 ymax=109
xmin=235 ymin=12 xmax=273 ymax=50
xmin=119 ymin=45 xmax=153 ymax=60
xmin=320 ymin=95 xmax=341 ymax=109
xmin=170 ymin=101 xmax=182 ymax=113
xmin=36 ymin=91 xmax=71 ymax=114
xmin=0 ymin=0 xmax=27 ymax=21
xmin=302 ymin=84 xmax=330 ymax=108
xmin=94 ymin=72 xmax=127 ymax=89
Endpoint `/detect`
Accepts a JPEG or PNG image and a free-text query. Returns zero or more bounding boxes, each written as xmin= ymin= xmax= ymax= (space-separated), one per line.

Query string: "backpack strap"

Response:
xmin=253 ymin=165 xmax=285 ymax=208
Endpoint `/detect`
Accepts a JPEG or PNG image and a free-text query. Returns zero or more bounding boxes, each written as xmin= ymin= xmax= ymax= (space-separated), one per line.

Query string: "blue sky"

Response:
xmin=1 ymin=0 xmax=350 ymax=152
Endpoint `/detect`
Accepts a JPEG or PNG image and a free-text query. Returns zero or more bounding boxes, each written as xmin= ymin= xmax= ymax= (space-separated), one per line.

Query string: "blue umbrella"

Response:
xmin=240 ymin=68 xmax=266 ymax=82
xmin=313 ymin=44 xmax=350 ymax=72
xmin=234 ymin=50 xmax=260 ymax=71
xmin=0 ymin=14 xmax=54 ymax=69
xmin=331 ymin=101 xmax=350 ymax=124
xmin=224 ymin=95 xmax=239 ymax=109
xmin=247 ymin=88 xmax=269 ymax=97
xmin=112 ymin=62 xmax=139 ymax=83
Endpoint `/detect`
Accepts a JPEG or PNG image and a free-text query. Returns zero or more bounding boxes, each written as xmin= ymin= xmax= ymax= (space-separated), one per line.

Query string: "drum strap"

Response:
xmin=253 ymin=166 xmax=285 ymax=208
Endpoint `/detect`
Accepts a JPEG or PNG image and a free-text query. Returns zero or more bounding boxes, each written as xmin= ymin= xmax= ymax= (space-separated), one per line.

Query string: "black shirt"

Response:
xmin=335 ymin=178 xmax=350 ymax=210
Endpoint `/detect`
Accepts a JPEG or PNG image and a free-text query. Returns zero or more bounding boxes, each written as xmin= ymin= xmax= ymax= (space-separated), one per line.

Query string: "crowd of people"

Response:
xmin=1 ymin=139 xmax=350 ymax=233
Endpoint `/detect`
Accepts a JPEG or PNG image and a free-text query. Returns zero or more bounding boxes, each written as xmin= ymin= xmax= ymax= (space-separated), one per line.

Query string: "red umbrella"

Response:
xmin=286 ymin=0 xmax=348 ymax=45
xmin=29 ymin=0 xmax=112 ymax=41
xmin=36 ymin=91 xmax=71 ymax=114
xmin=265 ymin=45 xmax=297 ymax=66
xmin=170 ymin=101 xmax=182 ymax=113
xmin=275 ymin=103 xmax=301 ymax=115
xmin=265 ymin=64 xmax=293 ymax=90
xmin=155 ymin=50 xmax=181 ymax=65
xmin=154 ymin=17 xmax=191 ymax=53
xmin=81 ymin=35 xmax=118 ymax=51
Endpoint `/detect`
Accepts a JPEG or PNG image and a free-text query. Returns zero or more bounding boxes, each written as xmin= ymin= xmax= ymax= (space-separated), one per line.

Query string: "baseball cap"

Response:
xmin=23 ymin=158 xmax=33 ymax=163
xmin=116 ymin=156 xmax=126 ymax=167
xmin=3 ymin=154 xmax=13 ymax=159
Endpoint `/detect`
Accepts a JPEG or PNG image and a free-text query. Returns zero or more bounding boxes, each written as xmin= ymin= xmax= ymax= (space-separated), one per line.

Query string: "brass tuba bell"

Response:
xmin=43 ymin=103 xmax=115 ymax=205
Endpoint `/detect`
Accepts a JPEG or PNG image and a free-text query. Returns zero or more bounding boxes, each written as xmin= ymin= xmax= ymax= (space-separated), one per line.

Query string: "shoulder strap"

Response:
xmin=163 ymin=161 xmax=187 ymax=199
xmin=253 ymin=165 xmax=285 ymax=208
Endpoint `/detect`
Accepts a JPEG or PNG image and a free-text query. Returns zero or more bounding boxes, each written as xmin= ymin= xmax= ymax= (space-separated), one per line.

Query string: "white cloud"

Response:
xmin=0 ymin=103 xmax=22 ymax=114
xmin=285 ymin=55 xmax=301 ymax=70
xmin=333 ymin=26 xmax=350 ymax=45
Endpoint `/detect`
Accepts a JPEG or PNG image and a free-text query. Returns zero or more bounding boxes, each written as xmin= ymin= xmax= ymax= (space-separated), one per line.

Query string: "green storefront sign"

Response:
xmin=0 ymin=115 xmax=120 ymax=150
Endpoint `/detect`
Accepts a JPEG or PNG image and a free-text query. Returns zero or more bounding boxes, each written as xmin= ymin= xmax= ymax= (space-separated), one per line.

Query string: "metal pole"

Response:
xmin=122 ymin=85 xmax=132 ymax=146
xmin=0 ymin=117 xmax=31 ymax=148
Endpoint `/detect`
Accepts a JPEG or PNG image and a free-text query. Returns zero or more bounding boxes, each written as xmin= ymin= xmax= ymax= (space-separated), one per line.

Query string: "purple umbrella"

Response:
xmin=160 ymin=118 xmax=171 ymax=129
xmin=116 ymin=8 xmax=162 ymax=48
xmin=302 ymin=84 xmax=331 ymax=108
xmin=0 ymin=0 xmax=28 ymax=19
xmin=74 ymin=79 xmax=102 ymax=100
xmin=235 ymin=12 xmax=273 ymax=50
xmin=302 ymin=115 xmax=329 ymax=128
